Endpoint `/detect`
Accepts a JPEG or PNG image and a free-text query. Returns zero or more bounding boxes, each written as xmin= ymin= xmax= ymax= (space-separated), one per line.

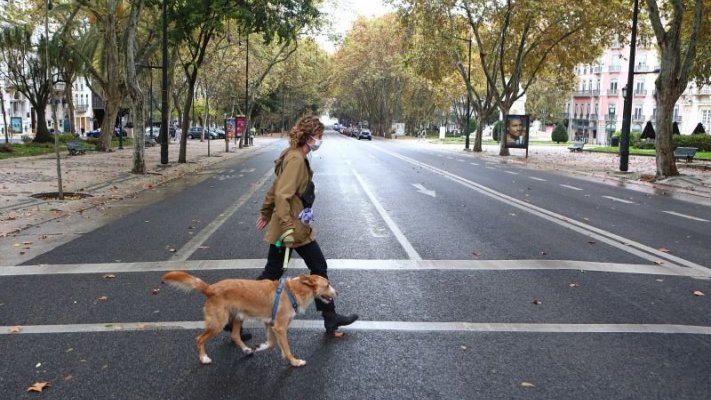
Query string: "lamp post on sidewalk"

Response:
xmin=135 ymin=64 xmax=162 ymax=139
xmin=619 ymin=0 xmax=639 ymax=172
xmin=46 ymin=0 xmax=63 ymax=200
xmin=160 ymin=0 xmax=169 ymax=164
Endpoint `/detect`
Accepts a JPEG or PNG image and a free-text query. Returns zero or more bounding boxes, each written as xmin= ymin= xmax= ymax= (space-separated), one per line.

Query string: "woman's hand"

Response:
xmin=255 ymin=217 xmax=269 ymax=231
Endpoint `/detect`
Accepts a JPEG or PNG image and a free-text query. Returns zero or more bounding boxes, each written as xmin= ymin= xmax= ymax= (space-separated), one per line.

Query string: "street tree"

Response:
xmin=646 ymin=0 xmax=708 ymax=178
xmin=394 ymin=1 xmax=499 ymax=151
xmin=171 ymin=0 xmax=320 ymax=162
xmin=0 ymin=23 xmax=57 ymax=143
xmin=525 ymin=71 xmax=576 ymax=128
xmin=462 ymin=0 xmax=628 ymax=156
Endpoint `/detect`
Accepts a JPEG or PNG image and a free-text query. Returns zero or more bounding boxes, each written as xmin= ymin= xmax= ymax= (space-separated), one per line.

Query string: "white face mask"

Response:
xmin=308 ymin=138 xmax=322 ymax=152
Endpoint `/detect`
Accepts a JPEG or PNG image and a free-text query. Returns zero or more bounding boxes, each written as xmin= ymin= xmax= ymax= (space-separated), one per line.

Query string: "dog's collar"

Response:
xmin=271 ymin=276 xmax=299 ymax=321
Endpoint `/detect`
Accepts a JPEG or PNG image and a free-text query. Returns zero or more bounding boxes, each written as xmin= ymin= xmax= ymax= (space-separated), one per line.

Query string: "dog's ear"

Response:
xmin=298 ymin=274 xmax=317 ymax=288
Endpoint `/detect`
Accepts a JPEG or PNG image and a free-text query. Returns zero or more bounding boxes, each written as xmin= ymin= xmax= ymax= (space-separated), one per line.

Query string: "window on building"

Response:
xmin=702 ymin=110 xmax=711 ymax=127
xmin=633 ymin=105 xmax=643 ymax=119
xmin=608 ymin=104 xmax=616 ymax=116
xmin=610 ymin=80 xmax=618 ymax=92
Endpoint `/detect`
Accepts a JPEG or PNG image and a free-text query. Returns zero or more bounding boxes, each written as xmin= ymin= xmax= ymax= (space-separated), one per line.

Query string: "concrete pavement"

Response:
xmin=0 ymin=136 xmax=280 ymax=263
xmin=1 ymin=134 xmax=710 ymax=263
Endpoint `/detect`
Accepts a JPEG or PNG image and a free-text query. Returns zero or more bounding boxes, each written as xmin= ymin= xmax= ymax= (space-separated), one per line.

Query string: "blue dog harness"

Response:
xmin=271 ymin=276 xmax=299 ymax=321
xmin=270 ymin=243 xmax=299 ymax=322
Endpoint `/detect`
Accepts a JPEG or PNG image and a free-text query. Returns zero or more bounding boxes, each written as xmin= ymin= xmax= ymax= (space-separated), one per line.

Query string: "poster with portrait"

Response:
xmin=225 ymin=118 xmax=236 ymax=140
xmin=11 ymin=117 xmax=23 ymax=134
xmin=236 ymin=115 xmax=246 ymax=138
xmin=504 ymin=114 xmax=529 ymax=149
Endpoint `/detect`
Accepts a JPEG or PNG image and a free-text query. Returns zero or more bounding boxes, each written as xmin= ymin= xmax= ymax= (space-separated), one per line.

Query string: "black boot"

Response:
xmin=322 ymin=311 xmax=359 ymax=335
xmin=222 ymin=321 xmax=252 ymax=341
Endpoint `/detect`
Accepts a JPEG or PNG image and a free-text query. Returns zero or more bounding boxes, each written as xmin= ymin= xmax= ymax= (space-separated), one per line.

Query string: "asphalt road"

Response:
xmin=1 ymin=131 xmax=710 ymax=399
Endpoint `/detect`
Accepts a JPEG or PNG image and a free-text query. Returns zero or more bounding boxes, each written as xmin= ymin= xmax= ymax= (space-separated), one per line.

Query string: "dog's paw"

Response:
xmin=255 ymin=342 xmax=272 ymax=352
xmin=200 ymin=355 xmax=212 ymax=364
xmin=290 ymin=359 xmax=306 ymax=367
xmin=241 ymin=346 xmax=253 ymax=355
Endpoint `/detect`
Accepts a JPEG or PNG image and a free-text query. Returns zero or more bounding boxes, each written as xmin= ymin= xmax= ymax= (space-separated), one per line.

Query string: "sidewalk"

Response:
xmin=0 ymin=137 xmax=279 ymax=239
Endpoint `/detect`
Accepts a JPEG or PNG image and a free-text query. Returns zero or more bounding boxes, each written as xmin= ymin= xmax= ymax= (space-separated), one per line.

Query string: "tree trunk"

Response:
xmin=96 ymin=5 xmax=122 ymax=152
xmin=64 ymin=82 xmax=75 ymax=135
xmin=33 ymin=103 xmax=53 ymax=143
xmin=474 ymin=117 xmax=483 ymax=152
xmin=653 ymin=87 xmax=679 ymax=177
xmin=127 ymin=0 xmax=145 ymax=174
xmin=1 ymin=87 xmax=8 ymax=144
xmin=179 ymin=79 xmax=196 ymax=163
xmin=498 ymin=105 xmax=510 ymax=156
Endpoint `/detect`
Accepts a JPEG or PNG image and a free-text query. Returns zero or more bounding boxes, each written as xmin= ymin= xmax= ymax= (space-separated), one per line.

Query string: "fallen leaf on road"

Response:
xmin=472 ymin=251 xmax=481 ymax=257
xmin=169 ymin=248 xmax=176 ymax=252
xmin=653 ymin=260 xmax=664 ymax=265
xmin=9 ymin=325 xmax=21 ymax=333
xmin=587 ymin=241 xmax=596 ymax=245
xmin=656 ymin=279 xmax=664 ymax=283
xmin=26 ymin=381 xmax=50 ymax=393
xmin=23 ymin=241 xmax=32 ymax=245
xmin=152 ymin=288 xmax=160 ymax=295
xmin=521 ymin=382 xmax=536 ymax=388
xmin=35 ymin=362 xmax=42 ymax=368
xmin=103 ymin=274 xmax=116 ymax=279
xmin=658 ymin=247 xmax=670 ymax=253
xmin=693 ymin=290 xmax=704 ymax=297
xmin=460 ymin=346 xmax=467 ymax=350
xmin=540 ymin=251 xmax=547 ymax=256
xmin=97 ymin=295 xmax=109 ymax=301
xmin=532 ymin=299 xmax=542 ymax=305
xmin=568 ymin=283 xmax=579 ymax=288
xmin=64 ymin=375 xmax=73 ymax=381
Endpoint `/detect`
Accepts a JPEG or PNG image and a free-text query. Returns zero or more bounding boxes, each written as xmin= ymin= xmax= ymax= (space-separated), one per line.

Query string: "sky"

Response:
xmin=314 ymin=0 xmax=395 ymax=53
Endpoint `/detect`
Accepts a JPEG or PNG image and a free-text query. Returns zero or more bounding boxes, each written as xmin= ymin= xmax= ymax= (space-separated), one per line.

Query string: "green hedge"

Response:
xmin=673 ymin=134 xmax=711 ymax=151
xmin=631 ymin=134 xmax=711 ymax=151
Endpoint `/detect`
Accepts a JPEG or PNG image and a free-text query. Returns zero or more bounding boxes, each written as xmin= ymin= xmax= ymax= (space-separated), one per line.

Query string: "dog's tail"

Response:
xmin=161 ymin=271 xmax=210 ymax=295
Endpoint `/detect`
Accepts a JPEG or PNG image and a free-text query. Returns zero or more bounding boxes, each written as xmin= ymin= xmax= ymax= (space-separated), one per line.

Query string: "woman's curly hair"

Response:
xmin=289 ymin=115 xmax=324 ymax=149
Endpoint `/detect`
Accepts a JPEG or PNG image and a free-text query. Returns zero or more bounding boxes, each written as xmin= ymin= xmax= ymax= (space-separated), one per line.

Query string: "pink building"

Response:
xmin=567 ymin=42 xmax=695 ymax=145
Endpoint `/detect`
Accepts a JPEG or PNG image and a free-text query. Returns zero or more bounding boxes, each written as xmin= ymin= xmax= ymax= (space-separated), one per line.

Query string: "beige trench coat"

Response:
xmin=260 ymin=148 xmax=315 ymax=247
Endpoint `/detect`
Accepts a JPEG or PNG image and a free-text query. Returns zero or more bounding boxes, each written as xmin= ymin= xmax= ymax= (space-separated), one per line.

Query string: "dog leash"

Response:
xmin=272 ymin=230 xmax=298 ymax=321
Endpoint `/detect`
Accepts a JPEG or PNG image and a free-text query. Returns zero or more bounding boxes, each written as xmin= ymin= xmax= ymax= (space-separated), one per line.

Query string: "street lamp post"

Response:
xmin=242 ymin=34 xmax=250 ymax=148
xmin=136 ymin=64 xmax=162 ymax=139
xmin=160 ymin=0 xmax=169 ymax=164
xmin=619 ymin=0 xmax=640 ymax=172
xmin=465 ymin=37 xmax=472 ymax=151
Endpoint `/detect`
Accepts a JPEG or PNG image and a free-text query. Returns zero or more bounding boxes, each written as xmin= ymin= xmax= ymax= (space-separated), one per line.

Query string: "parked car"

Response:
xmin=358 ymin=129 xmax=372 ymax=140
xmin=188 ymin=127 xmax=217 ymax=140
xmin=86 ymin=127 xmax=127 ymax=138
xmin=210 ymin=128 xmax=225 ymax=139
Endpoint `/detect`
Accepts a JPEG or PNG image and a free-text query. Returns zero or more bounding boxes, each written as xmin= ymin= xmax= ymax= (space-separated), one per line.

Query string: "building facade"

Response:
xmin=567 ymin=42 xmax=709 ymax=145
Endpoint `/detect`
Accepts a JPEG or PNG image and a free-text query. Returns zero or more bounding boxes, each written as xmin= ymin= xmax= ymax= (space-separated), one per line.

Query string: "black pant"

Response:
xmin=257 ymin=240 xmax=335 ymax=313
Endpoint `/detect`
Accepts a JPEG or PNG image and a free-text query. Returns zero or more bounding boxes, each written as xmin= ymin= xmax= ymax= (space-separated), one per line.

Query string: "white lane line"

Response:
xmin=485 ymin=166 xmax=495 ymax=170
xmin=504 ymin=171 xmax=519 ymax=175
xmin=351 ymin=169 xmax=422 ymax=260
xmin=3 ymin=321 xmax=711 ymax=336
xmin=368 ymin=146 xmax=711 ymax=277
xmin=2 ymin=259 xmax=702 ymax=278
xmin=470 ymin=162 xmax=480 ymax=166
xmin=170 ymin=168 xmax=274 ymax=262
xmin=560 ymin=184 xmax=584 ymax=191
xmin=662 ymin=211 xmax=709 ymax=222
xmin=602 ymin=196 xmax=636 ymax=204
xmin=529 ymin=177 xmax=547 ymax=182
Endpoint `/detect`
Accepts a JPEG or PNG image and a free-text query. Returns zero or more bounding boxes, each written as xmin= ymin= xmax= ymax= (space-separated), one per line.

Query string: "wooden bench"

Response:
xmin=66 ymin=141 xmax=86 ymax=156
xmin=568 ymin=141 xmax=585 ymax=152
xmin=673 ymin=147 xmax=698 ymax=163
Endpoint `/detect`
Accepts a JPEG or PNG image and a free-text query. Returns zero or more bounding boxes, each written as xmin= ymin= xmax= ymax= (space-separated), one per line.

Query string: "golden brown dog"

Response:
xmin=161 ymin=271 xmax=336 ymax=367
